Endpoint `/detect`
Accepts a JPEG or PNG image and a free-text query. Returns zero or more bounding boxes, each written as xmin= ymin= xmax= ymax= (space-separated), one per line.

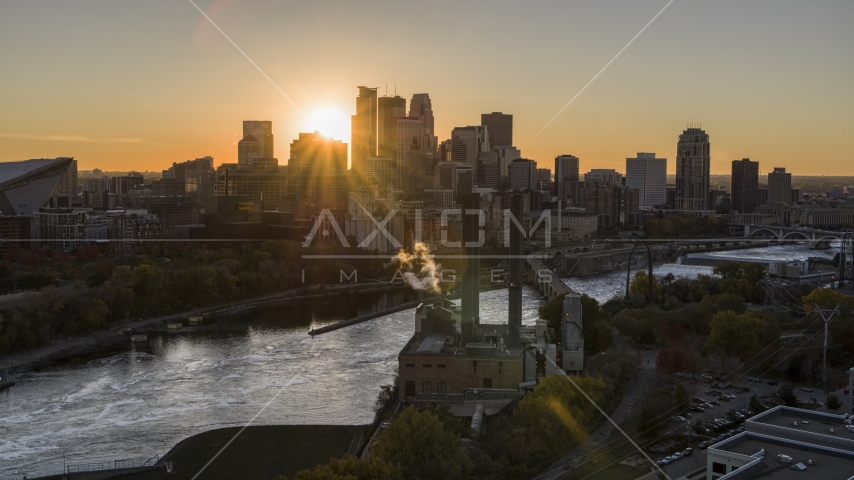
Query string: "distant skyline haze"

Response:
xmin=0 ymin=0 xmax=852 ymax=174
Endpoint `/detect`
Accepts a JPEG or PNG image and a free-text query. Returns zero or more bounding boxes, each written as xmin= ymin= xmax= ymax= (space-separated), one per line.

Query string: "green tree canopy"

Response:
xmin=371 ymin=406 xmax=472 ymax=480
xmin=277 ymin=456 xmax=403 ymax=480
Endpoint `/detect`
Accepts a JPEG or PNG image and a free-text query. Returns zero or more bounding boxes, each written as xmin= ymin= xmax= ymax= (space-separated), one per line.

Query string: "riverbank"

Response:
xmin=0 ymin=282 xmax=399 ymax=374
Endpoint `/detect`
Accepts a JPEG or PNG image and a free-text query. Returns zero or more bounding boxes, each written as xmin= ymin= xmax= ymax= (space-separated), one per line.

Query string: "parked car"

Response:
xmin=692 ymin=406 xmax=705 ymax=413
xmin=698 ymin=441 xmax=710 ymax=449
xmin=683 ymin=448 xmax=693 ymax=457
xmin=767 ymin=380 xmax=779 ymax=386
xmin=800 ymin=387 xmax=814 ymax=393
xmin=703 ymin=403 xmax=715 ymax=409
xmin=684 ymin=412 xmax=693 ymax=419
xmin=672 ymin=452 xmax=683 ymax=460
xmin=702 ymin=374 xmax=713 ymax=380
xmin=656 ymin=460 xmax=664 ymax=467
xmin=674 ymin=416 xmax=687 ymax=422
xmin=725 ymin=393 xmax=736 ymax=399
xmin=663 ymin=456 xmax=673 ymax=464
xmin=711 ymin=400 xmax=721 ymax=406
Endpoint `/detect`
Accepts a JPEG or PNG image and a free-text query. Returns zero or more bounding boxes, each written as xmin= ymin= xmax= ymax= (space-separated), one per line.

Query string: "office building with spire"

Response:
xmin=409 ymin=93 xmax=438 ymax=176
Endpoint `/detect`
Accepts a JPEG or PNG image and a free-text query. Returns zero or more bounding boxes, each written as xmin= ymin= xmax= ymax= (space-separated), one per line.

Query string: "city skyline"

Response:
xmin=1 ymin=1 xmax=852 ymax=174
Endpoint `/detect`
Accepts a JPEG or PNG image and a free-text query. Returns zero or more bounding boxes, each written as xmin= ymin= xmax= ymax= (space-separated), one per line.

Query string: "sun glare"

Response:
xmin=305 ymin=107 xmax=350 ymax=141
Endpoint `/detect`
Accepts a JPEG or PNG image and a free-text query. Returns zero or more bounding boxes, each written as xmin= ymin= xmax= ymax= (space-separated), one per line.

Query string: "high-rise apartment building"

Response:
xmin=584 ymin=169 xmax=623 ymax=186
xmin=768 ymin=167 xmax=792 ymax=204
xmin=481 ymin=112 xmax=513 ymax=147
xmin=675 ymin=127 xmax=710 ymax=211
xmin=509 ymin=158 xmax=537 ymax=191
xmin=626 ymin=152 xmax=667 ymax=208
xmin=242 ymin=120 xmax=274 ymax=159
xmin=731 ymin=158 xmax=759 ymax=213
xmin=451 ymin=126 xmax=490 ymax=175
xmin=351 ymin=86 xmax=378 ymax=179
xmin=555 ymin=155 xmax=580 ymax=199
xmin=378 ymin=95 xmax=406 ymax=159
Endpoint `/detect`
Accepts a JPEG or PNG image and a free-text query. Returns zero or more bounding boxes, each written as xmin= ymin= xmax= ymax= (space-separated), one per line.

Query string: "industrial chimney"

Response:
xmin=460 ymin=193 xmax=480 ymax=345
xmin=506 ymin=193 xmax=523 ymax=349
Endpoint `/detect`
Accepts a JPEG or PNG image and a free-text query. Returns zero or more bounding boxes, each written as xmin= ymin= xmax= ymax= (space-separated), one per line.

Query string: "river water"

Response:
xmin=0 ymin=244 xmax=835 ymax=477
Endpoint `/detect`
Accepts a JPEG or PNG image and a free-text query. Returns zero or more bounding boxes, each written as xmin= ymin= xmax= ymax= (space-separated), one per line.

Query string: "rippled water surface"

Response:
xmin=0 ymin=244 xmax=830 ymax=476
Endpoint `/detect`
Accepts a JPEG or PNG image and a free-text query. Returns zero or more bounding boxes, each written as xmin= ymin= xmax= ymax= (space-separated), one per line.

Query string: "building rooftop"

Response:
xmin=711 ymin=433 xmax=854 ymax=480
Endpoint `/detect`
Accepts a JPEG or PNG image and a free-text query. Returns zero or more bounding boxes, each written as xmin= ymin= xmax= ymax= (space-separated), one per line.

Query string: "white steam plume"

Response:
xmin=392 ymin=242 xmax=443 ymax=294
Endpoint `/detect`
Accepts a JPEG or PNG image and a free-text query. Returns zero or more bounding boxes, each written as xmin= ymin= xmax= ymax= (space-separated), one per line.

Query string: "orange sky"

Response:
xmin=1 ymin=0 xmax=852 ymax=176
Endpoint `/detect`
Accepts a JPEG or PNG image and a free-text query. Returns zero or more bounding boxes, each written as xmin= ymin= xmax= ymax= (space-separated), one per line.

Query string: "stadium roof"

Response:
xmin=0 ymin=157 xmax=75 ymax=216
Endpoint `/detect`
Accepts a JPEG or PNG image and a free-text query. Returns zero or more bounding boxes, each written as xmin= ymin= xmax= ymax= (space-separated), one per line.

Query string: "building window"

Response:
xmin=422 ymin=364 xmax=432 ymax=368
xmin=483 ymin=378 xmax=492 ymax=388
xmin=405 ymin=381 xmax=415 ymax=397
xmin=406 ymin=364 xmax=415 ymax=368
xmin=712 ymin=463 xmax=727 ymax=475
xmin=422 ymin=381 xmax=431 ymax=394
xmin=437 ymin=364 xmax=446 ymax=368
xmin=437 ymin=382 xmax=446 ymax=394
xmin=472 ymin=360 xmax=477 ymax=366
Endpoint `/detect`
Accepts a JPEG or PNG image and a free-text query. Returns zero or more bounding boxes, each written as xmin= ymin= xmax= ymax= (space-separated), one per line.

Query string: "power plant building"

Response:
xmin=397 ymin=193 xmax=574 ymax=414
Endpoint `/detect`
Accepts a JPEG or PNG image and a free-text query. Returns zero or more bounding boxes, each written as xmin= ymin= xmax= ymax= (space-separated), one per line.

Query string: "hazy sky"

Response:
xmin=1 ymin=0 xmax=852 ymax=175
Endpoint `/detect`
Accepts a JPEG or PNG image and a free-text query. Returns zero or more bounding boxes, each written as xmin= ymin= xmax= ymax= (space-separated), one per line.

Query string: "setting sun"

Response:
xmin=304 ymin=107 xmax=350 ymax=141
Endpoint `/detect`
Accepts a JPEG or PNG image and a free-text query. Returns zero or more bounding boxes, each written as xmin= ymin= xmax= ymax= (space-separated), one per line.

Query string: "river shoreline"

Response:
xmin=0 ymin=282 xmax=402 ymax=375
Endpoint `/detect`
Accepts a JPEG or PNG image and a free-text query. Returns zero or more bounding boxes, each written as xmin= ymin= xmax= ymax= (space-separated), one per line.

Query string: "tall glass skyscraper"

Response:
xmin=351 ymin=86 xmax=377 ymax=178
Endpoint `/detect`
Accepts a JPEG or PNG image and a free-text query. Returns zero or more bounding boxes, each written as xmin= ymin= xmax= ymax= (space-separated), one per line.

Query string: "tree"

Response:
xmin=277 ymin=456 xmax=403 ymax=480
xmin=639 ymin=407 xmax=660 ymax=435
xmin=673 ymin=384 xmax=689 ymax=412
xmin=825 ymin=394 xmax=842 ymax=411
xmin=76 ymin=299 xmax=109 ymax=332
xmin=371 ymin=406 xmax=472 ymax=480
xmin=629 ymin=271 xmax=661 ymax=303
xmin=704 ymin=311 xmax=759 ymax=366
xmin=779 ymin=385 xmax=798 ymax=407
xmin=749 ymin=395 xmax=766 ymax=415
xmin=802 ymin=288 xmax=854 ymax=311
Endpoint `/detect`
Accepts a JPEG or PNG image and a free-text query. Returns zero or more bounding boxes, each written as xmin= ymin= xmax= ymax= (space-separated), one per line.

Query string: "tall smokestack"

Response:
xmin=460 ymin=193 xmax=480 ymax=345
xmin=507 ymin=193 xmax=523 ymax=348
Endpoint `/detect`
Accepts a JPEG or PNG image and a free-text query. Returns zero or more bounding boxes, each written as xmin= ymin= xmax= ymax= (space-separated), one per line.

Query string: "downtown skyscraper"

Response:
xmin=481 ymin=112 xmax=512 ymax=147
xmin=626 ymin=153 xmax=667 ymax=208
xmin=378 ymin=95 xmax=406 ymax=159
xmin=409 ymin=93 xmax=437 ymax=174
xmin=351 ymin=86 xmax=377 ymax=179
xmin=675 ymin=127 xmax=710 ymax=211
xmin=731 ymin=158 xmax=759 ymax=213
